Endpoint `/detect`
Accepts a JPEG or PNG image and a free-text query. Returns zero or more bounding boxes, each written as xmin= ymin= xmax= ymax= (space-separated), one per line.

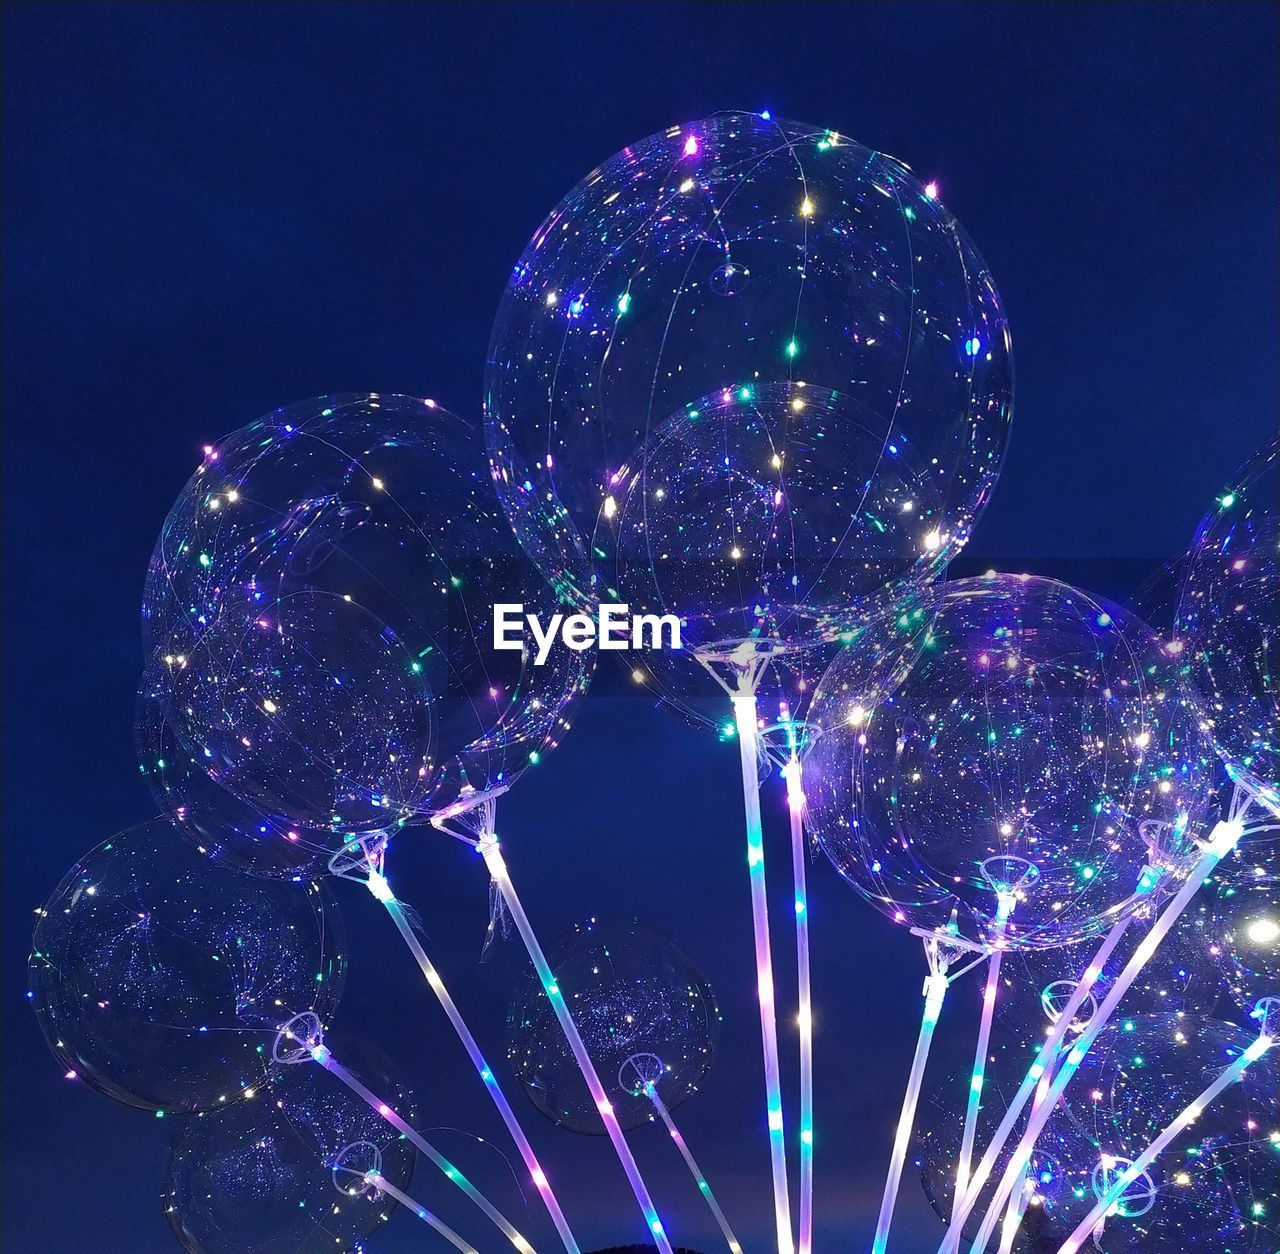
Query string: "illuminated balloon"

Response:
xmin=1176 ymin=439 xmax=1278 ymax=812
xmin=163 ymin=1037 xmax=415 ymax=1253
xmin=29 ymin=821 xmax=345 ymax=1112
xmin=506 ymin=918 xmax=720 ymax=1134
xmin=142 ymin=394 xmax=591 ymax=840
xmin=486 ymin=112 xmax=1013 ymax=617
xmin=1047 ymin=1012 xmax=1279 ymax=1251
xmin=596 ymin=381 xmax=941 ymax=719
xmin=804 ymin=574 xmax=1212 ymax=949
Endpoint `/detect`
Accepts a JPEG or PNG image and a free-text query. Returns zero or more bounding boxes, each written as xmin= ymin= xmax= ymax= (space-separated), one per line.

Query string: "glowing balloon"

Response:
xmin=1046 ymin=1012 xmax=1279 ymax=1251
xmin=486 ymin=112 xmax=1013 ymax=616
xmin=142 ymin=394 xmax=591 ymax=841
xmin=164 ymin=1037 xmax=415 ymax=1253
xmin=29 ymin=821 xmax=345 ymax=1112
xmin=804 ymin=574 xmax=1212 ymax=949
xmin=506 ymin=918 xmax=720 ymax=1134
xmin=1176 ymin=439 xmax=1278 ymax=811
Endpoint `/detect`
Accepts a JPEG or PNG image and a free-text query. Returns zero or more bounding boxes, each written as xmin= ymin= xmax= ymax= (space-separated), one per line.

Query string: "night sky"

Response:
xmin=3 ymin=4 xmax=1277 ymax=1252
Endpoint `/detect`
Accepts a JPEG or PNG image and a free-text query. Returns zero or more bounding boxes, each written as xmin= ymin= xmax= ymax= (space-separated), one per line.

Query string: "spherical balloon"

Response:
xmin=804 ymin=574 xmax=1213 ymax=950
xmin=485 ymin=112 xmax=1013 ymax=615
xmin=1048 ymin=1012 xmax=1279 ymax=1251
xmin=506 ymin=918 xmax=720 ymax=1134
xmin=163 ymin=1037 xmax=415 ymax=1253
xmin=1207 ymin=876 xmax=1279 ymax=1014
xmin=1176 ymin=440 xmax=1278 ymax=812
xmin=29 ymin=821 xmax=345 ymax=1112
xmin=142 ymin=394 xmax=591 ymax=839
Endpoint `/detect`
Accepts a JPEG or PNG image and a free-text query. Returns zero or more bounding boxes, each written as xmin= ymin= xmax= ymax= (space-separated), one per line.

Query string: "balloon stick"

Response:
xmin=275 ymin=1014 xmax=535 ymax=1253
xmin=479 ymin=833 xmax=675 ymax=1254
xmin=328 ymin=838 xmax=579 ymax=1254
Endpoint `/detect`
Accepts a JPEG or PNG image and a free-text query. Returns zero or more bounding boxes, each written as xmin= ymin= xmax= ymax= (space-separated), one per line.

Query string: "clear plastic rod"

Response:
xmin=965 ymin=820 xmax=1243 ymax=1254
xmin=872 ymin=963 xmax=950 ymax=1254
xmin=368 ymin=876 xmax=579 ymax=1253
xmin=480 ymin=837 xmax=675 ymax=1254
xmin=733 ymin=690 xmax=795 ymax=1254
xmin=643 ymin=1081 xmax=743 ymax=1254
xmin=314 ymin=1045 xmax=535 ymax=1253
xmin=955 ymin=897 xmax=1012 ymax=1201
xmin=368 ymin=1170 xmax=480 ymax=1253
xmin=1056 ymin=1029 xmax=1275 ymax=1254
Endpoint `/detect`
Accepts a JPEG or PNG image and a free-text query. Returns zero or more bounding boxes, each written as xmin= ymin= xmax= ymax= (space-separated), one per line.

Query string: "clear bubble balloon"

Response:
xmin=506 ymin=918 xmax=720 ymax=1134
xmin=1176 ymin=439 xmax=1279 ymax=812
xmin=596 ymin=381 xmax=945 ymax=720
xmin=1207 ymin=876 xmax=1280 ymax=1014
xmin=485 ymin=112 xmax=1013 ymax=617
xmin=142 ymin=394 xmax=591 ymax=840
xmin=1046 ymin=1012 xmax=1280 ymax=1251
xmin=804 ymin=574 xmax=1212 ymax=949
xmin=29 ymin=821 xmax=345 ymax=1112
xmin=163 ymin=1037 xmax=415 ymax=1253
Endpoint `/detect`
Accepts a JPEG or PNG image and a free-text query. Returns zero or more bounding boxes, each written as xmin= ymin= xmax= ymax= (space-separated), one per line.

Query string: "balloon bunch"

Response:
xmin=29 ymin=109 xmax=1278 ymax=1254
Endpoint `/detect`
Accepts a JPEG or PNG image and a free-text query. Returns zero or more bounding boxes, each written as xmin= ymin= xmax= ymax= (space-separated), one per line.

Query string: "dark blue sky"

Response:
xmin=4 ymin=4 xmax=1276 ymax=1252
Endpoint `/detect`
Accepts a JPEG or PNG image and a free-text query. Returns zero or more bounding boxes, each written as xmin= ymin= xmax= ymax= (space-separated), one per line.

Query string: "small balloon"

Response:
xmin=163 ymin=1036 xmax=415 ymax=1253
xmin=507 ymin=918 xmax=720 ymax=1134
xmin=1206 ymin=876 xmax=1280 ymax=1014
xmin=804 ymin=574 xmax=1213 ymax=950
xmin=29 ymin=821 xmax=345 ymax=1112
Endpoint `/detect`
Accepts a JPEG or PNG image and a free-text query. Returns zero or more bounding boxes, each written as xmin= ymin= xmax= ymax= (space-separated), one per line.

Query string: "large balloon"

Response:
xmin=506 ymin=918 xmax=720 ymax=1134
xmin=29 ymin=821 xmax=345 ymax=1112
xmin=485 ymin=112 xmax=1013 ymax=621
xmin=804 ymin=574 xmax=1213 ymax=950
xmin=142 ymin=394 xmax=591 ymax=847
xmin=163 ymin=1036 xmax=415 ymax=1253
xmin=1176 ymin=439 xmax=1278 ymax=812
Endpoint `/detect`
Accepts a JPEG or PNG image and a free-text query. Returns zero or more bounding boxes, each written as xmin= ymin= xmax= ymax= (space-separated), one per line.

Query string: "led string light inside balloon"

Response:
xmin=331 ymin=1141 xmax=478 ymax=1254
xmin=274 ymin=1013 xmax=534 ymax=1253
xmin=1056 ymin=997 xmax=1279 ymax=1254
xmin=327 ymin=832 xmax=579 ymax=1254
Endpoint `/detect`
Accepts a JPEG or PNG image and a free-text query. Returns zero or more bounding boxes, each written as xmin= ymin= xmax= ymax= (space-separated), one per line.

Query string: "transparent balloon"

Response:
xmin=163 ymin=1036 xmax=415 ymax=1253
xmin=29 ymin=821 xmax=345 ymax=1112
xmin=804 ymin=574 xmax=1213 ymax=949
xmin=1207 ymin=876 xmax=1280 ymax=1013
xmin=1176 ymin=439 xmax=1279 ymax=812
xmin=142 ymin=394 xmax=592 ymax=839
xmin=1046 ymin=1012 xmax=1280 ymax=1251
xmin=506 ymin=918 xmax=720 ymax=1134
xmin=485 ymin=112 xmax=1013 ymax=620
xmin=596 ymin=381 xmax=945 ymax=719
